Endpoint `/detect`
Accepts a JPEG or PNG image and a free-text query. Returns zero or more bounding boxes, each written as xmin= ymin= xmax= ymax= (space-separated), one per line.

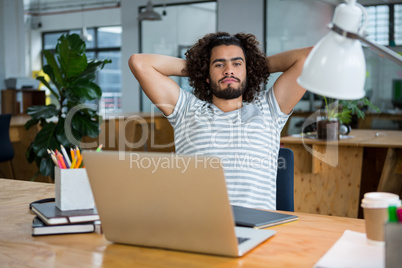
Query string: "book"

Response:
xmin=232 ymin=205 xmax=298 ymax=229
xmin=31 ymin=202 xmax=100 ymax=225
xmin=32 ymin=216 xmax=96 ymax=236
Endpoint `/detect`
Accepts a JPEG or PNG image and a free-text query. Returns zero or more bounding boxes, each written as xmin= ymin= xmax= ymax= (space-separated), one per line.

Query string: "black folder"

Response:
xmin=232 ymin=205 xmax=298 ymax=229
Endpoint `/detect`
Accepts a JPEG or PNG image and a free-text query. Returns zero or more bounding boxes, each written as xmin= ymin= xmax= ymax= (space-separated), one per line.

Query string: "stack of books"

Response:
xmin=30 ymin=201 xmax=100 ymax=236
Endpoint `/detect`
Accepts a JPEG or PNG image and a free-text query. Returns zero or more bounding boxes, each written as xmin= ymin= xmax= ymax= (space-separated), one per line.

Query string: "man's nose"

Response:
xmin=223 ymin=65 xmax=234 ymax=76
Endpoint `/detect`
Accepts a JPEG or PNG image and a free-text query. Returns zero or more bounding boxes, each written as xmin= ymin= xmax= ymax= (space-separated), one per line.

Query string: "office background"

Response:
xmin=0 ymin=0 xmax=401 ymax=128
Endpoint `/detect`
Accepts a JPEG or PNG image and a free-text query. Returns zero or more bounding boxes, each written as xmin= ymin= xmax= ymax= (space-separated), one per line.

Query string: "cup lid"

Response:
xmin=361 ymin=192 xmax=401 ymax=208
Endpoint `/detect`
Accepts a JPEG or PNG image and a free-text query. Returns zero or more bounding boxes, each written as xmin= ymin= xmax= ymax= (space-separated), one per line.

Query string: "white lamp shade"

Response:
xmin=297 ymin=30 xmax=366 ymax=100
xmin=297 ymin=0 xmax=368 ymax=100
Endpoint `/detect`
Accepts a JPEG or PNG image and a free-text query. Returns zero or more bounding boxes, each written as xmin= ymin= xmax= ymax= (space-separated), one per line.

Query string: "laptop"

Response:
xmin=83 ymin=150 xmax=276 ymax=257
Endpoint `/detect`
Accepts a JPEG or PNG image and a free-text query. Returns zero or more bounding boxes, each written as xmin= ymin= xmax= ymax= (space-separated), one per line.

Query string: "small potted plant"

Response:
xmin=25 ymin=34 xmax=111 ymax=180
xmin=316 ymin=96 xmax=380 ymax=141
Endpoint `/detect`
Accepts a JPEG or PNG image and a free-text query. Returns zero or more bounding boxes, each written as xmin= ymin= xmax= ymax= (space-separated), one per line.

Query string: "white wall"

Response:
xmin=266 ymin=0 xmax=334 ymax=91
xmin=28 ymin=7 xmax=121 ymax=71
xmin=364 ymin=46 xmax=402 ymax=109
xmin=120 ymin=0 xmax=265 ymax=113
xmin=217 ymin=0 xmax=264 ymax=48
xmin=121 ymin=0 xmax=215 ymax=113
xmin=0 ymin=0 xmax=26 ymax=90
xmin=140 ymin=3 xmax=216 ymax=112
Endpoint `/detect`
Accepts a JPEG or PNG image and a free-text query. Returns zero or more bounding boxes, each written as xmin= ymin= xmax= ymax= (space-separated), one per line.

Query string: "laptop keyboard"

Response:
xmin=237 ymin=237 xmax=250 ymax=245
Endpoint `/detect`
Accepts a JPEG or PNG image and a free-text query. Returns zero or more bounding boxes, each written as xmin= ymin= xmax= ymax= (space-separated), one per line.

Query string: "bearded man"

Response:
xmin=129 ymin=32 xmax=312 ymax=210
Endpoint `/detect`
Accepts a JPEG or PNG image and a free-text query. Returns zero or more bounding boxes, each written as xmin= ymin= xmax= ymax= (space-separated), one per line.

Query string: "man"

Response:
xmin=129 ymin=32 xmax=312 ymax=210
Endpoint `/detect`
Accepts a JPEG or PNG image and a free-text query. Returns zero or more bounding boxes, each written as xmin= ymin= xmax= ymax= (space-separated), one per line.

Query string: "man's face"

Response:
xmin=207 ymin=45 xmax=247 ymax=100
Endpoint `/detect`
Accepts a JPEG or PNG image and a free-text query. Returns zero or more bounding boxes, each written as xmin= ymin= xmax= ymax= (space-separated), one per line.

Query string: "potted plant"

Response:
xmin=25 ymin=34 xmax=111 ymax=180
xmin=316 ymin=96 xmax=380 ymax=140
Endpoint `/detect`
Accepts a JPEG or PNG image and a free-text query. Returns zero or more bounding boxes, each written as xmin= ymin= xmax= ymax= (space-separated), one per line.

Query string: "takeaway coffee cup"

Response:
xmin=361 ymin=192 xmax=401 ymax=246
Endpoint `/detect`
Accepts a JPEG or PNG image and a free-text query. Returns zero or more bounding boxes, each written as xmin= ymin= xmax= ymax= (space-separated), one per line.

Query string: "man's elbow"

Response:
xmin=128 ymin=54 xmax=144 ymax=75
xmin=301 ymin=46 xmax=313 ymax=62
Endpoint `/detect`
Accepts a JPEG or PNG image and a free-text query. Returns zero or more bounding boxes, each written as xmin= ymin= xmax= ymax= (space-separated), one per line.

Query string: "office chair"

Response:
xmin=276 ymin=148 xmax=294 ymax=212
xmin=0 ymin=114 xmax=15 ymax=179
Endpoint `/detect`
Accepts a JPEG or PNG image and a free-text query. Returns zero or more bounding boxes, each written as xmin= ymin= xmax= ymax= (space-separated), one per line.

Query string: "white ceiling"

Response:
xmin=24 ymin=0 xmax=120 ymax=13
xmin=23 ymin=0 xmax=402 ymax=14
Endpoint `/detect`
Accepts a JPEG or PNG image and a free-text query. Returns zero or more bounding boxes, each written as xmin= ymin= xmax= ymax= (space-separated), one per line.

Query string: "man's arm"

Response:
xmin=128 ymin=54 xmax=187 ymax=115
xmin=266 ymin=47 xmax=312 ymax=115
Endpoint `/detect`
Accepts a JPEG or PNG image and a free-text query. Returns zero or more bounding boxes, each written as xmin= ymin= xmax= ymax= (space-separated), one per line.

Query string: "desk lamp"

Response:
xmin=297 ymin=0 xmax=402 ymax=100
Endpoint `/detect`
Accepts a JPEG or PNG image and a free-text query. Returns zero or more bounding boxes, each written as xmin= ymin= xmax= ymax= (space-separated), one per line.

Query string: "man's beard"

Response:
xmin=210 ymin=76 xmax=248 ymax=100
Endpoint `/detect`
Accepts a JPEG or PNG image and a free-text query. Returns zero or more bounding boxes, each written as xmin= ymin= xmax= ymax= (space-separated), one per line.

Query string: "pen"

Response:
xmin=76 ymin=146 xmax=81 ymax=160
xmin=75 ymin=156 xmax=83 ymax=169
xmin=388 ymin=206 xmax=398 ymax=222
xmin=47 ymin=149 xmax=58 ymax=166
xmin=96 ymin=144 xmax=103 ymax=152
xmin=51 ymin=154 xmax=58 ymax=166
xmin=60 ymin=145 xmax=71 ymax=168
xmin=397 ymin=208 xmax=402 ymax=223
xmin=56 ymin=152 xmax=67 ymax=169
xmin=70 ymin=148 xmax=76 ymax=169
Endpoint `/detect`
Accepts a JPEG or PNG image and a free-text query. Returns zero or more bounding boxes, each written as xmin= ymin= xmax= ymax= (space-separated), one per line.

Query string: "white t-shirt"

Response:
xmin=166 ymin=87 xmax=290 ymax=210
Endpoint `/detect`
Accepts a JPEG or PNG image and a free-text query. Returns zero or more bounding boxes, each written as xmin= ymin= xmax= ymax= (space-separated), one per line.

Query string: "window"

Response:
xmin=365 ymin=5 xmax=389 ymax=46
xmin=365 ymin=4 xmax=402 ymax=46
xmin=395 ymin=5 xmax=402 ymax=45
xmin=139 ymin=1 xmax=217 ymax=112
xmin=42 ymin=26 xmax=122 ymax=113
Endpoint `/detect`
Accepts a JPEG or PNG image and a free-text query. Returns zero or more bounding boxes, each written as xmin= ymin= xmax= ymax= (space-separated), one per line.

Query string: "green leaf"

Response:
xmin=363 ymin=97 xmax=380 ymax=113
xmin=80 ymin=59 xmax=112 ymax=79
xmin=71 ymin=113 xmax=100 ymax=138
xmin=57 ymin=34 xmax=88 ymax=79
xmin=39 ymin=157 xmax=55 ymax=178
xmin=68 ymin=82 xmax=102 ymax=101
xmin=54 ymin=119 xmax=78 ymax=148
xmin=43 ymin=50 xmax=64 ymax=87
xmin=26 ymin=105 xmax=59 ymax=120
xmin=339 ymin=110 xmax=352 ymax=124
xmin=26 ymin=142 xmax=36 ymax=163
xmin=41 ymin=65 xmax=61 ymax=92
xmin=24 ymin=118 xmax=40 ymax=130
xmin=32 ymin=122 xmax=60 ymax=158
xmin=36 ymin=76 xmax=60 ymax=99
xmin=57 ymin=34 xmax=86 ymax=55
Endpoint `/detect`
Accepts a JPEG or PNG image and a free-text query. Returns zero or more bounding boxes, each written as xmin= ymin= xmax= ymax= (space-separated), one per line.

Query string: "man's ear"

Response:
xmin=206 ymin=78 xmax=210 ymax=84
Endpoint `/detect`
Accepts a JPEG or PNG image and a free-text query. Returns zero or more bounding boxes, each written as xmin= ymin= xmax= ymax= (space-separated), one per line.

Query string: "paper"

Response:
xmin=314 ymin=230 xmax=384 ymax=268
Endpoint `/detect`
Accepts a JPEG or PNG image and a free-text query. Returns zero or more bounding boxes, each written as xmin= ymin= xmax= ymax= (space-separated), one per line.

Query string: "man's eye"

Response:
xmin=234 ymin=62 xmax=242 ymax=66
xmin=215 ymin=63 xmax=223 ymax=68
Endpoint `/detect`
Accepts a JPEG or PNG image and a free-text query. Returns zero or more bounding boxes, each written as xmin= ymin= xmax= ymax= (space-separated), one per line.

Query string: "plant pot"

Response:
xmin=316 ymin=119 xmax=340 ymax=141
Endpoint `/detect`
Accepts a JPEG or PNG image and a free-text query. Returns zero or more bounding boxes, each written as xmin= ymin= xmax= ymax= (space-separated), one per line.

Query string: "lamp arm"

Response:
xmin=329 ymin=23 xmax=402 ymax=67
xmin=355 ymin=35 xmax=402 ymax=67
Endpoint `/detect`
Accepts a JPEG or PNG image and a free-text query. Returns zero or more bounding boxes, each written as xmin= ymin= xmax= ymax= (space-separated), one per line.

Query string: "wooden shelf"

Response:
xmin=1 ymin=89 xmax=45 ymax=115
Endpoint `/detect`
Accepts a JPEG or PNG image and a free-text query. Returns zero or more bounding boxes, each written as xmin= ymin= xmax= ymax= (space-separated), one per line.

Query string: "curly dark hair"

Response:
xmin=184 ymin=32 xmax=269 ymax=103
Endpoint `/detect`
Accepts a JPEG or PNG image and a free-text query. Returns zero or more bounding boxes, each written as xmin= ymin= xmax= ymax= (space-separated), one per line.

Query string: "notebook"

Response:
xmin=232 ymin=205 xmax=298 ymax=229
xmin=31 ymin=216 xmax=96 ymax=236
xmin=83 ymin=151 xmax=276 ymax=257
xmin=30 ymin=202 xmax=99 ymax=225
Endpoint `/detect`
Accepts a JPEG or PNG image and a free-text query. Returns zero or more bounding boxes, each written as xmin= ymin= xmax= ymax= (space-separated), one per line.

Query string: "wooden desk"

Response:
xmin=358 ymin=112 xmax=402 ymax=129
xmin=0 ymin=179 xmax=365 ymax=267
xmin=3 ymin=113 xmax=175 ymax=181
xmin=81 ymin=112 xmax=175 ymax=152
xmin=281 ymin=129 xmax=402 ymax=218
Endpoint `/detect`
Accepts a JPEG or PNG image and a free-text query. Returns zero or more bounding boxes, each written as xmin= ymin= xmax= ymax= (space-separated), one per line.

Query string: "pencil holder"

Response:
xmin=385 ymin=223 xmax=402 ymax=267
xmin=55 ymin=167 xmax=95 ymax=211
